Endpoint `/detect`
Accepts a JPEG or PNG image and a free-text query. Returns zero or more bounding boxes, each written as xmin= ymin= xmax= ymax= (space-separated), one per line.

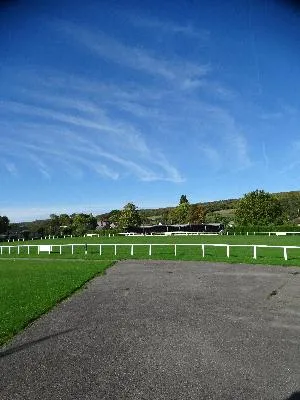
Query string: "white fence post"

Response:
xmin=99 ymin=244 xmax=102 ymax=255
xmin=284 ymin=247 xmax=288 ymax=261
xmin=28 ymin=246 xmax=30 ymax=255
xmin=149 ymin=244 xmax=152 ymax=256
xmin=114 ymin=244 xmax=117 ymax=256
xmin=202 ymin=244 xmax=205 ymax=258
xmin=72 ymin=245 xmax=74 ymax=255
xmin=226 ymin=245 xmax=230 ymax=258
xmin=1 ymin=246 xmax=2 ymax=255
xmin=18 ymin=246 xmax=20 ymax=255
xmin=131 ymin=244 xmax=134 ymax=256
xmin=253 ymin=245 xmax=257 ymax=259
xmin=9 ymin=247 xmax=11 ymax=255
xmin=60 ymin=245 xmax=62 ymax=255
xmin=174 ymin=244 xmax=177 ymax=256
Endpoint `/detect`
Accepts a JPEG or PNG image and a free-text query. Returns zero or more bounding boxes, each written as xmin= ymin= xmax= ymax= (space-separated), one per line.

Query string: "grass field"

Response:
xmin=1 ymin=234 xmax=300 ymax=265
xmin=0 ymin=259 xmax=113 ymax=346
xmin=3 ymin=233 xmax=300 ymax=246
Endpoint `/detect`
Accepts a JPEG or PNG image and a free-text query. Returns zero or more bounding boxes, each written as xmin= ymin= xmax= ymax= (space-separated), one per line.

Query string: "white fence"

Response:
xmin=227 ymin=231 xmax=300 ymax=236
xmin=0 ymin=243 xmax=300 ymax=261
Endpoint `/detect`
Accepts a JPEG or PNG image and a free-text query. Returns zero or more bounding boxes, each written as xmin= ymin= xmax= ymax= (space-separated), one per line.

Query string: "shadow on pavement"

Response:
xmin=285 ymin=393 xmax=300 ymax=400
xmin=0 ymin=328 xmax=75 ymax=358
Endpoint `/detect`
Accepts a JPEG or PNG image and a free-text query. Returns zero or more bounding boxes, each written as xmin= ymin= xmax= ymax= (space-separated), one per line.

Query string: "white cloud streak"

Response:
xmin=3 ymin=160 xmax=18 ymax=177
xmin=57 ymin=21 xmax=210 ymax=88
xmin=0 ymin=91 xmax=183 ymax=182
xmin=128 ymin=15 xmax=210 ymax=40
xmin=1 ymin=18 xmax=252 ymax=189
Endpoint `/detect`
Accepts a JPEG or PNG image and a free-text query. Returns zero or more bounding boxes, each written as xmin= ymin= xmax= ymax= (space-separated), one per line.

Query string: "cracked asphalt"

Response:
xmin=0 ymin=260 xmax=299 ymax=400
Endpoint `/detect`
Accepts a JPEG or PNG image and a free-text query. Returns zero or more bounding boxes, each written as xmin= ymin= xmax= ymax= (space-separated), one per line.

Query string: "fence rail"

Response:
xmin=0 ymin=243 xmax=300 ymax=261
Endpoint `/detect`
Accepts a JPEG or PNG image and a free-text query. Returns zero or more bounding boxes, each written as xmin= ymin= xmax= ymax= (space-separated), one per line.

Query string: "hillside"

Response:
xmin=7 ymin=190 xmax=300 ymax=231
xmin=128 ymin=190 xmax=300 ymax=224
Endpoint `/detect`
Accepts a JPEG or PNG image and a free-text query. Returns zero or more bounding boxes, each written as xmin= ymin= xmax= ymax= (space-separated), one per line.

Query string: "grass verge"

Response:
xmin=0 ymin=259 xmax=113 ymax=346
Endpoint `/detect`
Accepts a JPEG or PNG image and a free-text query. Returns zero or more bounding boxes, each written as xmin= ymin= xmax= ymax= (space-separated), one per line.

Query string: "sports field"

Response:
xmin=1 ymin=234 xmax=300 ymax=266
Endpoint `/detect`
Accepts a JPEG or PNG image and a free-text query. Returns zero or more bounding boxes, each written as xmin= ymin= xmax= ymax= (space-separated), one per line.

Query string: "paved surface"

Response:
xmin=1 ymin=260 xmax=300 ymax=400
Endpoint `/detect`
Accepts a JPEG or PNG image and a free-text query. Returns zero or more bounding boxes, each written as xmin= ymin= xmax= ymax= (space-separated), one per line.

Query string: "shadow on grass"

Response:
xmin=0 ymin=328 xmax=76 ymax=358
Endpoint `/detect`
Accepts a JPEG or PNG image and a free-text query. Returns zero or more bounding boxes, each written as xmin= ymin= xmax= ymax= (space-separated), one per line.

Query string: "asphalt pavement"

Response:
xmin=1 ymin=260 xmax=299 ymax=400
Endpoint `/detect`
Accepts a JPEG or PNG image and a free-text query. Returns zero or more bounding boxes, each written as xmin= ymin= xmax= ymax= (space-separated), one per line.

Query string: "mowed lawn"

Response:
xmin=1 ymin=234 xmax=300 ymax=265
xmin=0 ymin=259 xmax=113 ymax=346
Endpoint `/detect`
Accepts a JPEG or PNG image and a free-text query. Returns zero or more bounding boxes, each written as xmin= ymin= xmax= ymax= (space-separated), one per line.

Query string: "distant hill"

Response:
xmin=98 ymin=190 xmax=300 ymax=224
xmin=9 ymin=190 xmax=300 ymax=229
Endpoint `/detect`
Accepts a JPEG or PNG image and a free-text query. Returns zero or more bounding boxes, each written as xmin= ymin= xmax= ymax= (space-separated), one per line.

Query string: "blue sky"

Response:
xmin=1 ymin=0 xmax=300 ymax=222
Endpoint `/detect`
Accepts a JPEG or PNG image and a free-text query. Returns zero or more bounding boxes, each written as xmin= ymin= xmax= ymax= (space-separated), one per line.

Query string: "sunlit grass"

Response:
xmin=0 ymin=259 xmax=113 ymax=346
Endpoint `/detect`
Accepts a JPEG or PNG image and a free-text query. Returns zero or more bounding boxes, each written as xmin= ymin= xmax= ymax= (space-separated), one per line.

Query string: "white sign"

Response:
xmin=39 ymin=245 xmax=52 ymax=253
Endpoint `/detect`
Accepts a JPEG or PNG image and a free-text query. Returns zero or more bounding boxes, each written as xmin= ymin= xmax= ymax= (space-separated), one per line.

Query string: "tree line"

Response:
xmin=1 ymin=189 xmax=300 ymax=239
xmin=101 ymin=190 xmax=300 ymax=229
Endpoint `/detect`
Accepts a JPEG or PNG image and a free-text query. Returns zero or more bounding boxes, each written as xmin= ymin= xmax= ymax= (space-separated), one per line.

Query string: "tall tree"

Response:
xmin=49 ymin=214 xmax=60 ymax=235
xmin=71 ymin=213 xmax=97 ymax=236
xmin=118 ymin=203 xmax=141 ymax=230
xmin=179 ymin=194 xmax=189 ymax=204
xmin=0 ymin=216 xmax=9 ymax=234
xmin=277 ymin=192 xmax=300 ymax=222
xmin=169 ymin=196 xmax=191 ymax=224
xmin=108 ymin=209 xmax=121 ymax=225
xmin=235 ymin=189 xmax=283 ymax=226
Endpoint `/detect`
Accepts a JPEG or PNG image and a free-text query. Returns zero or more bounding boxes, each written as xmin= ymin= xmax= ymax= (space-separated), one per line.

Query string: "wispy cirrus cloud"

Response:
xmin=57 ymin=21 xmax=210 ymax=88
xmin=0 ymin=13 xmax=250 ymax=189
xmin=0 ymin=86 xmax=184 ymax=182
xmin=199 ymin=145 xmax=222 ymax=170
xmin=128 ymin=14 xmax=210 ymax=40
xmin=279 ymin=141 xmax=300 ymax=174
xmin=2 ymin=160 xmax=18 ymax=177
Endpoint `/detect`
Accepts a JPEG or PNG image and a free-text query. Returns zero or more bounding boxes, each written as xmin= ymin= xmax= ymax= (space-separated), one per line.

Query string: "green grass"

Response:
xmin=3 ymin=232 xmax=300 ymax=245
xmin=0 ymin=259 xmax=113 ymax=346
xmin=1 ymin=234 xmax=300 ymax=265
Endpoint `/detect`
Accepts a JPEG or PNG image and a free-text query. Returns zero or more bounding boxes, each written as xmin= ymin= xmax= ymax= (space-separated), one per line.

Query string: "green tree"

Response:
xmin=118 ymin=203 xmax=141 ymax=230
xmin=205 ymin=212 xmax=231 ymax=225
xmin=71 ymin=213 xmax=97 ymax=236
xmin=0 ymin=216 xmax=9 ymax=234
xmin=189 ymin=204 xmax=206 ymax=224
xmin=169 ymin=196 xmax=190 ymax=224
xmin=277 ymin=192 xmax=300 ymax=222
xmin=108 ymin=210 xmax=121 ymax=225
xmin=161 ymin=209 xmax=171 ymax=224
xmin=235 ymin=189 xmax=283 ymax=226
xmin=49 ymin=214 xmax=60 ymax=235
xmin=179 ymin=194 xmax=189 ymax=204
